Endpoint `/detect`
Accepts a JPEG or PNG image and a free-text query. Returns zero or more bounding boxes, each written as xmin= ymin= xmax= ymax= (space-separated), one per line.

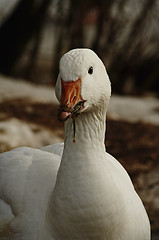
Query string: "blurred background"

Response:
xmin=0 ymin=0 xmax=159 ymax=94
xmin=0 ymin=0 xmax=159 ymax=238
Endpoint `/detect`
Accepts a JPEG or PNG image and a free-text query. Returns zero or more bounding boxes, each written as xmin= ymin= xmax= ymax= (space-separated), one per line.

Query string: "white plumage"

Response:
xmin=0 ymin=49 xmax=150 ymax=240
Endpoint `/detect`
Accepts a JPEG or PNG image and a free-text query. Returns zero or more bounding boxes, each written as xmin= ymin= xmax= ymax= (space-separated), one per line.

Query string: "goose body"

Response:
xmin=0 ymin=49 xmax=150 ymax=240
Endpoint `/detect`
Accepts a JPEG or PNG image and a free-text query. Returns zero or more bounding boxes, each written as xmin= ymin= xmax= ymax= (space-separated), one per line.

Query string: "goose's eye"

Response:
xmin=88 ymin=66 xmax=93 ymax=74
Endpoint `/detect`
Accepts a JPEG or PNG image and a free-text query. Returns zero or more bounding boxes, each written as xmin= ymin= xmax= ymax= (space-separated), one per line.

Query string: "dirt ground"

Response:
xmin=0 ymin=98 xmax=159 ymax=237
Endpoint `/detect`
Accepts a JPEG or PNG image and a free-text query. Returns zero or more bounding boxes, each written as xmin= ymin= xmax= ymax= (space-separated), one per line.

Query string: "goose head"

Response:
xmin=55 ymin=48 xmax=111 ymax=121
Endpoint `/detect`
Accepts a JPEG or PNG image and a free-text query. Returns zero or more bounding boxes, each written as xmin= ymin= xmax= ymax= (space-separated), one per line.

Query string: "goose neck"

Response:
xmin=64 ymin=107 xmax=106 ymax=152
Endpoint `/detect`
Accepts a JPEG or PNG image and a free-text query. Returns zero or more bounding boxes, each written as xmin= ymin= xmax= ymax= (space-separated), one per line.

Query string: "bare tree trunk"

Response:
xmin=24 ymin=26 xmax=43 ymax=80
xmin=52 ymin=27 xmax=64 ymax=82
xmin=68 ymin=0 xmax=84 ymax=49
xmin=92 ymin=0 xmax=114 ymax=56
xmin=109 ymin=0 xmax=157 ymax=93
xmin=0 ymin=0 xmax=53 ymax=75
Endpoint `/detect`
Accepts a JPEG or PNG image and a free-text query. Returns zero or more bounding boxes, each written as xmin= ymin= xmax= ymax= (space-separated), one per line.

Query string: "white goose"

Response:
xmin=0 ymin=49 xmax=150 ymax=240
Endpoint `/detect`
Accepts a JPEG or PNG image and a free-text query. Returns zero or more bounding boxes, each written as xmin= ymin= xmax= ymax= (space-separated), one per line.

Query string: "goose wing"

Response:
xmin=0 ymin=147 xmax=60 ymax=239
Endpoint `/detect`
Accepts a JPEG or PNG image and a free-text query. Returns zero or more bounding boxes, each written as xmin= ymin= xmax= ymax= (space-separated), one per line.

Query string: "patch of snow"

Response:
xmin=108 ymin=95 xmax=159 ymax=126
xmin=0 ymin=118 xmax=63 ymax=151
xmin=0 ymin=75 xmax=58 ymax=104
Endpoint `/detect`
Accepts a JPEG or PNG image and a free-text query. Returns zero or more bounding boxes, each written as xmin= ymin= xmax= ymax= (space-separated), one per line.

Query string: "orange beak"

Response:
xmin=58 ymin=77 xmax=85 ymax=121
xmin=60 ymin=77 xmax=83 ymax=108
